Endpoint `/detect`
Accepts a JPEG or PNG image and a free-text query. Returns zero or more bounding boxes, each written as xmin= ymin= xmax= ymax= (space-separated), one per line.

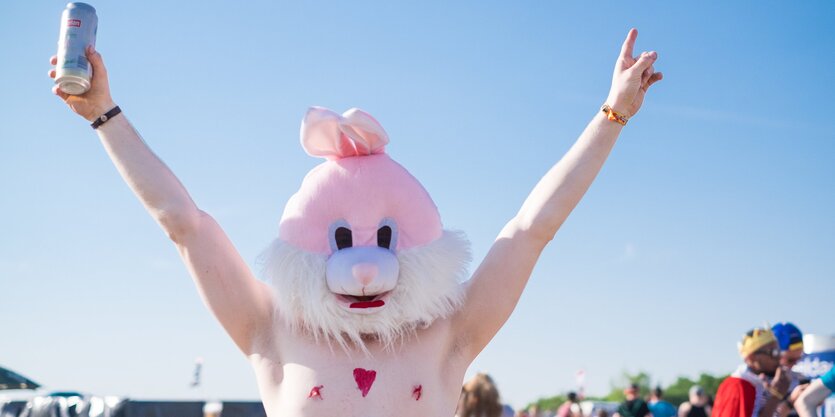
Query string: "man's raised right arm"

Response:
xmin=49 ymin=46 xmax=274 ymax=355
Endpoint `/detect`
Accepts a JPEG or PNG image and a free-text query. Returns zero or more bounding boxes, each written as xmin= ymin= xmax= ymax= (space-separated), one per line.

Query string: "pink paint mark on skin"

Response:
xmin=412 ymin=385 xmax=422 ymax=401
xmin=308 ymin=385 xmax=324 ymax=400
xmin=353 ymin=368 xmax=377 ymax=397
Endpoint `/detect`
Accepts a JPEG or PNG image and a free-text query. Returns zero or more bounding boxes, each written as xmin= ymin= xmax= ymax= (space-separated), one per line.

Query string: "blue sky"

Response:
xmin=2 ymin=0 xmax=834 ymax=409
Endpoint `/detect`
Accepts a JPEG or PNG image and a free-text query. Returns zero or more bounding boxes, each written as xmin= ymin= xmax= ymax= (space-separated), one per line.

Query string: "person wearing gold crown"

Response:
xmin=713 ymin=328 xmax=793 ymax=417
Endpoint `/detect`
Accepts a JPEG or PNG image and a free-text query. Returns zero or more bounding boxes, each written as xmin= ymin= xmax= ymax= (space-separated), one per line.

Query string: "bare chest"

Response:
xmin=250 ymin=321 xmax=467 ymax=417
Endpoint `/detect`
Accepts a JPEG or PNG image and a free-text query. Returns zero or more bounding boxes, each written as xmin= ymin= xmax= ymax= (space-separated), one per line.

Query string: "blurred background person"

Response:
xmin=528 ymin=404 xmax=541 ymax=417
xmin=203 ymin=401 xmax=222 ymax=417
xmin=771 ymin=323 xmax=810 ymax=417
xmin=678 ymin=386 xmax=712 ymax=417
xmin=772 ymin=323 xmax=805 ymax=369
xmin=614 ymin=384 xmax=651 ymax=417
xmin=649 ymin=387 xmax=677 ymax=417
xmin=557 ymin=392 xmax=583 ymax=417
xmin=458 ymin=373 xmax=508 ymax=417
xmin=712 ymin=328 xmax=789 ymax=417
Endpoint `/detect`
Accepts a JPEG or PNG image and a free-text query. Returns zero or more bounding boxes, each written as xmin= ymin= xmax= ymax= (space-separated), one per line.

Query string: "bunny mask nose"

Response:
xmin=326 ymin=246 xmax=399 ymax=312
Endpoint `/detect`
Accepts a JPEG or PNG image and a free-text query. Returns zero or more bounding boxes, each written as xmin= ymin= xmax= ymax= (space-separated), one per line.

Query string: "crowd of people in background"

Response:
xmin=494 ymin=384 xmax=713 ymax=417
xmin=712 ymin=323 xmax=834 ymax=417
xmin=457 ymin=323 xmax=833 ymax=417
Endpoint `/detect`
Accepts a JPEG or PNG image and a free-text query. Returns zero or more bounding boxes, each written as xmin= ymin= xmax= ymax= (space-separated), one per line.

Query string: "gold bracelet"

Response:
xmin=768 ymin=387 xmax=786 ymax=400
xmin=601 ymin=104 xmax=629 ymax=125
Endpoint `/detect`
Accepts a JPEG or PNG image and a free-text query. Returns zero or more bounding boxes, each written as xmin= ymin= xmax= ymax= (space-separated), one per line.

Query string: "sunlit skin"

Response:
xmin=775 ymin=348 xmax=808 ymax=417
xmin=795 ymin=378 xmax=832 ymax=417
xmin=780 ymin=349 xmax=803 ymax=368
xmin=50 ymin=30 xmax=661 ymax=417
xmin=741 ymin=341 xmax=792 ymax=417
xmin=744 ymin=341 xmax=782 ymax=377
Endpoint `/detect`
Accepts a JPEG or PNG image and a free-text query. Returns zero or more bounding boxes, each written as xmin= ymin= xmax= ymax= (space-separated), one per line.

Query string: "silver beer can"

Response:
xmin=55 ymin=3 xmax=98 ymax=95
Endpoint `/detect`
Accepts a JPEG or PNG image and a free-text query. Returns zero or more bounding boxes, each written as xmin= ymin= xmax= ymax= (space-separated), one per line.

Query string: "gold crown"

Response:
xmin=738 ymin=328 xmax=776 ymax=358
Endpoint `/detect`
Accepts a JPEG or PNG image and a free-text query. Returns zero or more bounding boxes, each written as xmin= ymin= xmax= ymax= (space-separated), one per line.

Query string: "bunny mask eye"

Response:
xmin=376 ymin=218 xmax=398 ymax=251
xmin=328 ymin=220 xmax=353 ymax=253
xmin=335 ymin=227 xmax=352 ymax=250
xmin=377 ymin=226 xmax=391 ymax=249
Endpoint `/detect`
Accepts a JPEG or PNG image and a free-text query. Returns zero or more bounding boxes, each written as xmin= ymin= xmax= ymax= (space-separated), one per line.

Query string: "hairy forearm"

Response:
xmin=508 ymin=110 xmax=622 ymax=243
xmin=96 ymin=113 xmax=200 ymax=239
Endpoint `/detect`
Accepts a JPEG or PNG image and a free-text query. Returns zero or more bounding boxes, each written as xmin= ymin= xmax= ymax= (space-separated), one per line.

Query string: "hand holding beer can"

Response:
xmin=55 ymin=2 xmax=98 ymax=95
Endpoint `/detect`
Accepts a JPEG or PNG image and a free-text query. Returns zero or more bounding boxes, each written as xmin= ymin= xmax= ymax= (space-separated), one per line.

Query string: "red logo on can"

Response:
xmin=68 ymin=19 xmax=81 ymax=27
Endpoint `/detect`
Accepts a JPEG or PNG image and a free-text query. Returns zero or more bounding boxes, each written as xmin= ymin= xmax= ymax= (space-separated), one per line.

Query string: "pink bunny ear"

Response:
xmin=300 ymin=107 xmax=389 ymax=159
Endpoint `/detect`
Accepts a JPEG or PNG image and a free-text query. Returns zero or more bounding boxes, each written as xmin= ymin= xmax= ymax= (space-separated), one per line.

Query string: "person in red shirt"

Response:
xmin=713 ymin=328 xmax=791 ymax=417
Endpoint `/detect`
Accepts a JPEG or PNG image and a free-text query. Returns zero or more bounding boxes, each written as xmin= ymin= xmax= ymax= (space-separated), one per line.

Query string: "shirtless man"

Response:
xmin=48 ymin=29 xmax=662 ymax=417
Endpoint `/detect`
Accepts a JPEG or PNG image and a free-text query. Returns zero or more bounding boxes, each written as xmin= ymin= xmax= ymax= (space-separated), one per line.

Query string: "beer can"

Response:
xmin=55 ymin=3 xmax=98 ymax=95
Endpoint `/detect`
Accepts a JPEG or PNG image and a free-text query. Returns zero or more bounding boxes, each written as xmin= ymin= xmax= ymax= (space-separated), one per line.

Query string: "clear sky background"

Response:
xmin=2 ymin=0 xmax=834 ymax=410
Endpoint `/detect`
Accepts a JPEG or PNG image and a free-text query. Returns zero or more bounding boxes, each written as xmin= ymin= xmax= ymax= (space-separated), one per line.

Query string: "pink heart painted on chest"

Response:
xmin=353 ymin=368 xmax=377 ymax=397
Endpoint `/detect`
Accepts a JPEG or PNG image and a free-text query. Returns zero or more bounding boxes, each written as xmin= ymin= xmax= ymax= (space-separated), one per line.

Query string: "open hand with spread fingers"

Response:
xmin=606 ymin=28 xmax=663 ymax=118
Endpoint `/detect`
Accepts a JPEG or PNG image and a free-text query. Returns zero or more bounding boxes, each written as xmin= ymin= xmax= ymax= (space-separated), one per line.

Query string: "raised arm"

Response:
xmin=453 ymin=29 xmax=663 ymax=358
xmin=796 ymin=378 xmax=832 ymax=417
xmin=49 ymin=46 xmax=274 ymax=354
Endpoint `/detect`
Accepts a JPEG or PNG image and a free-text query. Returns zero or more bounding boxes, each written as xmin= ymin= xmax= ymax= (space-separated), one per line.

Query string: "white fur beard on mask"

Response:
xmin=258 ymin=230 xmax=471 ymax=353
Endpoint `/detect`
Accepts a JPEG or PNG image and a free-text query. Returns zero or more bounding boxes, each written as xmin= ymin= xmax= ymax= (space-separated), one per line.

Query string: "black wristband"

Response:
xmin=91 ymin=106 xmax=121 ymax=129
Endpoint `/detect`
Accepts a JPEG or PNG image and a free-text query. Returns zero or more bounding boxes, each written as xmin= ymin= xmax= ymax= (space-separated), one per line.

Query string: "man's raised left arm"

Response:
xmin=453 ymin=29 xmax=663 ymax=358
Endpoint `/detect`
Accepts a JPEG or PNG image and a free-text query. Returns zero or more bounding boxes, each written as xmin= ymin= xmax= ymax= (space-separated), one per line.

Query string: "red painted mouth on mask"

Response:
xmin=337 ymin=292 xmax=390 ymax=309
xmin=349 ymin=300 xmax=385 ymax=309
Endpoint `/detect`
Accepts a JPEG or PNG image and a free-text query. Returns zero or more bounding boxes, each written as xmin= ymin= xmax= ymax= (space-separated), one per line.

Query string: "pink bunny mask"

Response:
xmin=279 ymin=107 xmax=443 ymax=254
xmin=261 ymin=107 xmax=470 ymax=350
